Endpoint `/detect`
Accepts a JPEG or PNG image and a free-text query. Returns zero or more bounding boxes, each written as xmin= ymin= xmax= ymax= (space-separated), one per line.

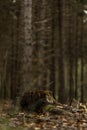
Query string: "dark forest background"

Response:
xmin=0 ymin=0 xmax=87 ymax=104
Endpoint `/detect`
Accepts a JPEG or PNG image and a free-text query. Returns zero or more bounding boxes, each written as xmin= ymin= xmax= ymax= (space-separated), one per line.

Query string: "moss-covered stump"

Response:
xmin=20 ymin=90 xmax=56 ymax=112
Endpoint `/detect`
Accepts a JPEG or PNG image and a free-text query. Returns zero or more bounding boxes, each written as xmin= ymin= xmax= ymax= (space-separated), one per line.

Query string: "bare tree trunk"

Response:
xmin=49 ymin=0 xmax=55 ymax=96
xmin=74 ymin=8 xmax=79 ymax=100
xmin=21 ymin=0 xmax=33 ymax=91
xmin=57 ymin=0 xmax=66 ymax=103
xmin=68 ymin=1 xmax=75 ymax=102
xmin=80 ymin=1 xmax=84 ymax=103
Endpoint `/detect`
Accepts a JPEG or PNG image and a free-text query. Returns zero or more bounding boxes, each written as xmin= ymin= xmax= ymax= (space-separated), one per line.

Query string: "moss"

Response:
xmin=44 ymin=104 xmax=54 ymax=112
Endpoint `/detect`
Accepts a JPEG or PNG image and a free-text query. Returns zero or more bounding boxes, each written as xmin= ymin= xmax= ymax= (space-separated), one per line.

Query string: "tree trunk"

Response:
xmin=57 ymin=0 xmax=66 ymax=103
xmin=21 ymin=0 xmax=33 ymax=91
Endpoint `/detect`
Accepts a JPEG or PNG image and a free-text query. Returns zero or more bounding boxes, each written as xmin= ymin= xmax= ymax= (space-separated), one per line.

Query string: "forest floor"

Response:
xmin=0 ymin=100 xmax=87 ymax=130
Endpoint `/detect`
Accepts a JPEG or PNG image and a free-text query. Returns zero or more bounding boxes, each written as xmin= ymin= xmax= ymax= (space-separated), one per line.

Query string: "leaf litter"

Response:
xmin=0 ymin=99 xmax=87 ymax=130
